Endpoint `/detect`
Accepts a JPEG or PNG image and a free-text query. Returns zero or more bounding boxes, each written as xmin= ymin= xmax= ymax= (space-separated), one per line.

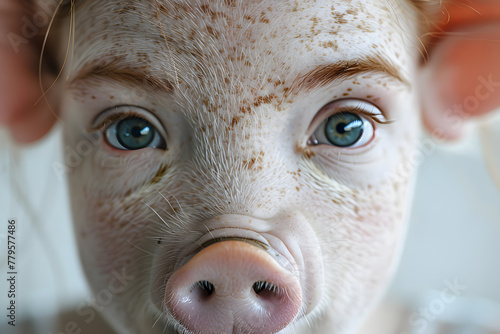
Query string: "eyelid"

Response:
xmin=86 ymin=105 xmax=167 ymax=139
xmin=335 ymin=105 xmax=391 ymax=125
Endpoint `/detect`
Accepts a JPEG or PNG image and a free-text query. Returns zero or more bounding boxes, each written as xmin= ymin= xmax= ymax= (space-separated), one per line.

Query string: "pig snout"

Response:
xmin=165 ymin=241 xmax=302 ymax=334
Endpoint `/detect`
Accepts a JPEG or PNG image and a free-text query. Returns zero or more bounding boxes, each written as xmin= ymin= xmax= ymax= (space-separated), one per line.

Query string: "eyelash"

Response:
xmin=87 ymin=110 xmax=147 ymax=134
xmin=331 ymin=105 xmax=392 ymax=125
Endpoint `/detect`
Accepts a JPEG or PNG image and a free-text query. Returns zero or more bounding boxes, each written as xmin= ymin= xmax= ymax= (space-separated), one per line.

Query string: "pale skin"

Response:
xmin=1 ymin=1 xmax=499 ymax=334
xmin=61 ymin=1 xmax=421 ymax=333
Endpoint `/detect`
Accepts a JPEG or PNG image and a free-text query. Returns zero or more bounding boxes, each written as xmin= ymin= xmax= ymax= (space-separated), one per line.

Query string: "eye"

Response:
xmin=91 ymin=106 xmax=167 ymax=151
xmin=313 ymin=112 xmax=373 ymax=148
xmin=106 ymin=116 xmax=166 ymax=150
xmin=309 ymin=100 xmax=382 ymax=148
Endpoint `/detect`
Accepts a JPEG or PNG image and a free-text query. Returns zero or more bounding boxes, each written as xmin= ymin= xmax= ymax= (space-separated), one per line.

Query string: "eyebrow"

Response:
xmin=69 ymin=53 xmax=408 ymax=96
xmin=289 ymin=53 xmax=410 ymax=95
xmin=68 ymin=60 xmax=174 ymax=93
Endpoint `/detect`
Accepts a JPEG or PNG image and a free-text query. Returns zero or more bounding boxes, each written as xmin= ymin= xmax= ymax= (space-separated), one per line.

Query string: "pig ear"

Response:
xmin=420 ymin=1 xmax=500 ymax=140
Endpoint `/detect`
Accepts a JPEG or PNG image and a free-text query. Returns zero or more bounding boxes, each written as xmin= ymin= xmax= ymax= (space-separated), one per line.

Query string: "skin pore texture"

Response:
xmin=56 ymin=0 xmax=422 ymax=333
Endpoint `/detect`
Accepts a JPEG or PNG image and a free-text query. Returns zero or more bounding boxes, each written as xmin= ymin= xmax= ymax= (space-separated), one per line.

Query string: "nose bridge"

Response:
xmin=186 ymin=116 xmax=295 ymax=216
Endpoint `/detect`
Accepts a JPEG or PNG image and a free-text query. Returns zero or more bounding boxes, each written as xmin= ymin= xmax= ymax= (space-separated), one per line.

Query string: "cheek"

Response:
xmin=348 ymin=163 xmax=415 ymax=249
xmin=73 ymin=172 xmax=191 ymax=271
xmin=310 ymin=154 xmax=415 ymax=269
xmin=308 ymin=180 xmax=412 ymax=319
xmin=331 ymin=189 xmax=410 ymax=273
xmin=75 ymin=196 xmax=148 ymax=268
xmin=322 ymin=190 xmax=407 ymax=249
xmin=304 ymin=169 xmax=410 ymax=261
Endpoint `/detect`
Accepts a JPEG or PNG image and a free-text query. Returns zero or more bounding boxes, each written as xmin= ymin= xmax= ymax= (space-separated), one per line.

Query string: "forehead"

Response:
xmin=70 ymin=0 xmax=416 ymax=78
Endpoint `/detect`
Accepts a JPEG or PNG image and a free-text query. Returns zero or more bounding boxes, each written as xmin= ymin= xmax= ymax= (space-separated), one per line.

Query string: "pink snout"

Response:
xmin=165 ymin=241 xmax=302 ymax=334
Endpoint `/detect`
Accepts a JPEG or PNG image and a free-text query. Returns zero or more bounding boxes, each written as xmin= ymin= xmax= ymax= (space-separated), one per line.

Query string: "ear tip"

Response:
xmin=4 ymin=108 xmax=58 ymax=144
xmin=420 ymin=20 xmax=500 ymax=140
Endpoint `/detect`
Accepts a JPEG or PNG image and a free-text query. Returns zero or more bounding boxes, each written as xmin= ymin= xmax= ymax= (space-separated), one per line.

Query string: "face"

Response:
xmin=57 ymin=0 xmax=422 ymax=333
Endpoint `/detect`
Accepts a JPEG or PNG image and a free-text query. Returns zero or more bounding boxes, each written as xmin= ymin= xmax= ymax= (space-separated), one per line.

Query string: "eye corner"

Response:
xmin=296 ymin=141 xmax=317 ymax=159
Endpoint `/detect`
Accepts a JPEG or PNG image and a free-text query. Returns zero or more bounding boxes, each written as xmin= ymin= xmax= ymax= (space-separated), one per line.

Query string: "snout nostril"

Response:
xmin=166 ymin=242 xmax=302 ymax=334
xmin=196 ymin=280 xmax=215 ymax=297
xmin=252 ymin=281 xmax=279 ymax=296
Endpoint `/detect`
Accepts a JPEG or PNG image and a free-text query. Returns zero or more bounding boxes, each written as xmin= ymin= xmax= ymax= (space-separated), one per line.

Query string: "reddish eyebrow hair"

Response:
xmin=70 ymin=53 xmax=408 ymax=96
xmin=289 ymin=53 xmax=410 ymax=95
xmin=68 ymin=60 xmax=174 ymax=93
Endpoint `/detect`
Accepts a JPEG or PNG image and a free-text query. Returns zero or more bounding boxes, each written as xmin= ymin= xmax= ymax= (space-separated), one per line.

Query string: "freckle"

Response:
xmin=91 ymin=96 xmax=96 ymax=100
xmin=342 ymin=93 xmax=349 ymax=96
xmin=366 ymin=95 xmax=373 ymax=99
xmin=296 ymin=187 xmax=300 ymax=192
xmin=347 ymin=88 xmax=352 ymax=92
xmin=110 ymin=96 xmax=114 ymax=99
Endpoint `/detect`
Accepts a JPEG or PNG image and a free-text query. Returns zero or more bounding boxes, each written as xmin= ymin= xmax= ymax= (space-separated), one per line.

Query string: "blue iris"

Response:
xmin=324 ymin=112 xmax=364 ymax=147
xmin=116 ymin=117 xmax=156 ymax=150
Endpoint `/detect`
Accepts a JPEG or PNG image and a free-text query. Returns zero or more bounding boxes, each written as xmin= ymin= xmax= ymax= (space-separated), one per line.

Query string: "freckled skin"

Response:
xmin=55 ymin=0 xmax=421 ymax=333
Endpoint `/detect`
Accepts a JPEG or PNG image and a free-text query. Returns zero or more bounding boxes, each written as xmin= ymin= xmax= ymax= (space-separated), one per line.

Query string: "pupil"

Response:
xmin=131 ymin=126 xmax=143 ymax=137
xmin=336 ymin=122 xmax=347 ymax=134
